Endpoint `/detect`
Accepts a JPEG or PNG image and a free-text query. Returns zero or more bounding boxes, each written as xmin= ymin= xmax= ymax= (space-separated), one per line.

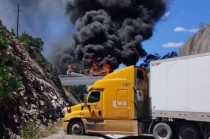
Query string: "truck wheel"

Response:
xmin=68 ymin=120 xmax=85 ymax=135
xmin=153 ymin=122 xmax=172 ymax=139
xmin=179 ymin=124 xmax=200 ymax=139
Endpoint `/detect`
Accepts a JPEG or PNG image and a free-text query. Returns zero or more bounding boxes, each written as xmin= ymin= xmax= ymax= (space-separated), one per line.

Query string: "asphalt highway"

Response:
xmin=42 ymin=128 xmax=154 ymax=139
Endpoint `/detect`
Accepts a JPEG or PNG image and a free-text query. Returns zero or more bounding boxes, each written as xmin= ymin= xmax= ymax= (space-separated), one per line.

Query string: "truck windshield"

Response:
xmin=88 ymin=91 xmax=100 ymax=103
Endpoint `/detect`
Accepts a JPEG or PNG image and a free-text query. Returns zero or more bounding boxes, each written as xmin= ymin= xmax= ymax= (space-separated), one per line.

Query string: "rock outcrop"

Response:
xmin=180 ymin=25 xmax=210 ymax=56
xmin=0 ymin=22 xmax=73 ymax=138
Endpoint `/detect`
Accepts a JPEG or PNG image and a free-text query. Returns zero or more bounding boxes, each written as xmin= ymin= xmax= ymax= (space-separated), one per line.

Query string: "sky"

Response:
xmin=140 ymin=0 xmax=210 ymax=65
xmin=0 ymin=0 xmax=73 ymax=61
xmin=0 ymin=0 xmax=210 ymax=67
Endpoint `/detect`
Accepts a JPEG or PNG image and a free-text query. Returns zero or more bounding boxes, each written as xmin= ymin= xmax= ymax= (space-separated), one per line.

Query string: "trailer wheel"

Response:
xmin=153 ymin=122 xmax=172 ymax=139
xmin=207 ymin=134 xmax=210 ymax=139
xmin=68 ymin=120 xmax=85 ymax=135
xmin=179 ymin=124 xmax=200 ymax=139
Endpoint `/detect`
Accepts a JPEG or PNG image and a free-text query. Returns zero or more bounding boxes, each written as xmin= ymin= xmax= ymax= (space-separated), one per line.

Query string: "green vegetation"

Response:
xmin=19 ymin=32 xmax=44 ymax=51
xmin=0 ymin=26 xmax=21 ymax=102
xmin=0 ymin=27 xmax=43 ymax=101
xmin=20 ymin=120 xmax=62 ymax=139
xmin=140 ymin=51 xmax=178 ymax=69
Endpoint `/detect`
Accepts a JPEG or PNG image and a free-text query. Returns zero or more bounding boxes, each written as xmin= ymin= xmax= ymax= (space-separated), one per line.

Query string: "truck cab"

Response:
xmin=63 ymin=53 xmax=210 ymax=139
xmin=63 ymin=66 xmax=149 ymax=135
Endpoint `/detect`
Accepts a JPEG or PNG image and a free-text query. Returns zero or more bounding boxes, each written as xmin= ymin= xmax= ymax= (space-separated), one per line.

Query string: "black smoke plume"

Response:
xmin=59 ymin=0 xmax=167 ymax=72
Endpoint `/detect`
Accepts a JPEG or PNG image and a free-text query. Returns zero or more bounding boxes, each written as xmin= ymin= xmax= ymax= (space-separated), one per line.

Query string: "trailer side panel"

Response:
xmin=150 ymin=53 xmax=210 ymax=120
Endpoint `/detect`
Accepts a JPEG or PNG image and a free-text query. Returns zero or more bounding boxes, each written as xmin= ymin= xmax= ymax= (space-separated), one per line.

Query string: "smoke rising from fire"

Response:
xmin=58 ymin=0 xmax=167 ymax=72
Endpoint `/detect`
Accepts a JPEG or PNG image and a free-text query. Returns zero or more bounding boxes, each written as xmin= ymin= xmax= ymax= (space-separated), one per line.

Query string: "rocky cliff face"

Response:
xmin=180 ymin=25 xmax=210 ymax=56
xmin=0 ymin=22 xmax=72 ymax=138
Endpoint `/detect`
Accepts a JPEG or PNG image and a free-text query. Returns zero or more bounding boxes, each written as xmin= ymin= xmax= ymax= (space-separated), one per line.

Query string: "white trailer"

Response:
xmin=149 ymin=52 xmax=210 ymax=139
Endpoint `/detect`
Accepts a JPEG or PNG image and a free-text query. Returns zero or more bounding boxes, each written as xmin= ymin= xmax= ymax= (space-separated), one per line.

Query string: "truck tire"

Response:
xmin=207 ymin=133 xmax=210 ymax=139
xmin=179 ymin=124 xmax=201 ymax=139
xmin=68 ymin=120 xmax=85 ymax=135
xmin=153 ymin=122 xmax=172 ymax=139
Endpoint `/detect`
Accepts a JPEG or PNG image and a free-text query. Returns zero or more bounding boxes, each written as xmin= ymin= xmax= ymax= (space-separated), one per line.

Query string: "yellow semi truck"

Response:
xmin=63 ymin=53 xmax=210 ymax=139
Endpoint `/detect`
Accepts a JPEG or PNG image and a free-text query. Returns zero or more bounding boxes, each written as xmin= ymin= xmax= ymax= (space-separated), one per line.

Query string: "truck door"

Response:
xmin=81 ymin=90 xmax=105 ymax=132
xmin=87 ymin=90 xmax=103 ymax=119
xmin=81 ymin=90 xmax=103 ymax=119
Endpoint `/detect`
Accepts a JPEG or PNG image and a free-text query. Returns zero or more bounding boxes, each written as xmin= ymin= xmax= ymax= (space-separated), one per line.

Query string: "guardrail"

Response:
xmin=59 ymin=75 xmax=104 ymax=86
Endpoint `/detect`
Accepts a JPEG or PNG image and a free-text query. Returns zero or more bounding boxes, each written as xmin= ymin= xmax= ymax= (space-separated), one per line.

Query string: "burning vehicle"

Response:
xmin=66 ymin=60 xmax=112 ymax=76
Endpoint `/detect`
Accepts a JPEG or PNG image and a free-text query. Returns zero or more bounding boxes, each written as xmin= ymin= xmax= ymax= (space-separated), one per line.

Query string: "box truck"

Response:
xmin=63 ymin=53 xmax=210 ymax=139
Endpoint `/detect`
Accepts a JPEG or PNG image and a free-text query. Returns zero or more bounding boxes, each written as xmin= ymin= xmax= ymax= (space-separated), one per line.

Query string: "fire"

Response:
xmin=66 ymin=60 xmax=112 ymax=76
xmin=91 ymin=60 xmax=99 ymax=70
xmin=102 ymin=64 xmax=111 ymax=74
xmin=90 ymin=60 xmax=112 ymax=76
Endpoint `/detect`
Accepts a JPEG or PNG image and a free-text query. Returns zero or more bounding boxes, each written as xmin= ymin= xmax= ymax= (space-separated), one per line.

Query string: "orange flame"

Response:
xmin=102 ymin=64 xmax=112 ymax=74
xmin=90 ymin=60 xmax=112 ymax=76
xmin=91 ymin=60 xmax=99 ymax=69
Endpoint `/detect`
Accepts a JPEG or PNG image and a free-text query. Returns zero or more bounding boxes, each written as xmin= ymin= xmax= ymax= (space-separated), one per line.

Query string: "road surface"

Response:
xmin=42 ymin=128 xmax=154 ymax=139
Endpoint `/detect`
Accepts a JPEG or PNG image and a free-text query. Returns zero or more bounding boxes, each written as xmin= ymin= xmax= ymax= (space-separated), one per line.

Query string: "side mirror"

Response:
xmin=81 ymin=103 xmax=85 ymax=110
xmin=84 ymin=94 xmax=88 ymax=103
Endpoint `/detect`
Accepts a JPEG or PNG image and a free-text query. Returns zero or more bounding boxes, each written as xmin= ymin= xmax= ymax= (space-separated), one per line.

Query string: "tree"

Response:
xmin=0 ymin=26 xmax=21 ymax=102
xmin=199 ymin=22 xmax=206 ymax=29
xmin=140 ymin=51 xmax=178 ymax=69
xmin=140 ymin=53 xmax=161 ymax=69
xmin=19 ymin=32 xmax=44 ymax=51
